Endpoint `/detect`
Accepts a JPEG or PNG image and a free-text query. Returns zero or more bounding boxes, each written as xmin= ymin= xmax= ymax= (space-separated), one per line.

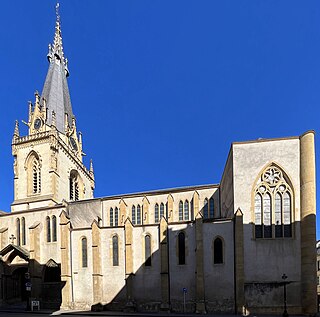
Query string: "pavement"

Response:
xmin=0 ymin=304 xmax=310 ymax=317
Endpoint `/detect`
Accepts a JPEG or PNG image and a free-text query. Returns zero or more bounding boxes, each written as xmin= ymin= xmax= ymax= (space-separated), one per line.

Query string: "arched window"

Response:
xmin=283 ymin=192 xmax=292 ymax=237
xmin=16 ymin=219 xmax=21 ymax=246
xmin=155 ymin=203 xmax=159 ymax=223
xmin=184 ymin=200 xmax=189 ymax=221
xmin=145 ymin=234 xmax=151 ymax=266
xmin=132 ymin=205 xmax=136 ymax=225
xmin=69 ymin=171 xmax=79 ymax=201
xmin=209 ymin=197 xmax=214 ymax=218
xmin=203 ymin=198 xmax=209 ymax=218
xmin=46 ymin=216 xmax=51 ymax=242
xmin=178 ymin=232 xmax=185 ymax=265
xmin=179 ymin=201 xmax=183 ymax=221
xmin=160 ymin=203 xmax=165 ymax=219
xmin=21 ymin=217 xmax=26 ymax=246
xmin=32 ymin=159 xmax=41 ymax=194
xmin=110 ymin=208 xmax=114 ymax=227
xmin=81 ymin=237 xmax=88 ymax=268
xmin=114 ymin=207 xmax=119 ymax=226
xmin=214 ymin=237 xmax=223 ymax=264
xmin=254 ymin=165 xmax=293 ymax=239
xmin=112 ymin=235 xmax=119 ymax=266
xmin=137 ymin=205 xmax=141 ymax=225
xmin=52 ymin=216 xmax=57 ymax=242
xmin=27 ymin=153 xmax=41 ymax=196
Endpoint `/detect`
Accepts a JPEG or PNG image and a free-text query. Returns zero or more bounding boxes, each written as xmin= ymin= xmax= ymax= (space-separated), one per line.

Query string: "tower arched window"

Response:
xmin=69 ymin=170 xmax=80 ymax=201
xmin=46 ymin=216 xmax=51 ymax=242
xmin=213 ymin=237 xmax=223 ymax=264
xmin=145 ymin=234 xmax=151 ymax=266
xmin=21 ymin=217 xmax=26 ymax=246
xmin=27 ymin=153 xmax=41 ymax=196
xmin=178 ymin=231 xmax=186 ymax=265
xmin=16 ymin=218 xmax=21 ymax=246
xmin=254 ymin=165 xmax=293 ymax=239
xmin=203 ymin=198 xmax=209 ymax=218
xmin=81 ymin=237 xmax=88 ymax=268
xmin=52 ymin=215 xmax=57 ymax=242
xmin=112 ymin=235 xmax=119 ymax=266
xmin=32 ymin=159 xmax=41 ymax=194
xmin=155 ymin=203 xmax=159 ymax=223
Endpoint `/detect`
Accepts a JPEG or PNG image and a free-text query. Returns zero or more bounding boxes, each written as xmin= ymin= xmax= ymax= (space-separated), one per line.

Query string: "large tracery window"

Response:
xmin=254 ymin=165 xmax=293 ymax=239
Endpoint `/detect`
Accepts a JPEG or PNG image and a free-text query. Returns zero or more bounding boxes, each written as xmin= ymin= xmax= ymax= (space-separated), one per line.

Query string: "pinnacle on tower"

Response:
xmin=13 ymin=120 xmax=19 ymax=141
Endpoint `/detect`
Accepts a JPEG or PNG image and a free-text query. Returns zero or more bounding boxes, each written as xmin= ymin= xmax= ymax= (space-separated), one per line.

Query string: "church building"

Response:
xmin=0 ymin=5 xmax=317 ymax=315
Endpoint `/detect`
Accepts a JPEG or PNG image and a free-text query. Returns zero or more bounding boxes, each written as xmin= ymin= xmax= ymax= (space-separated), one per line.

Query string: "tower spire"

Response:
xmin=41 ymin=2 xmax=73 ymax=134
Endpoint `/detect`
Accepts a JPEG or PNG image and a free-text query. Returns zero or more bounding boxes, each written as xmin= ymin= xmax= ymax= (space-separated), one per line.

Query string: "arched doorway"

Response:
xmin=41 ymin=259 xmax=62 ymax=309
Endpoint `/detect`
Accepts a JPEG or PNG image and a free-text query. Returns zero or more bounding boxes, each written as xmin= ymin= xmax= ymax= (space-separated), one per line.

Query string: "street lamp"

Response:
xmin=282 ymin=273 xmax=288 ymax=317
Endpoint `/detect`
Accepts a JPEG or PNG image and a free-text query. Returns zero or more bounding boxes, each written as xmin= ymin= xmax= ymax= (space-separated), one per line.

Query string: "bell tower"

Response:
xmin=11 ymin=4 xmax=95 ymax=212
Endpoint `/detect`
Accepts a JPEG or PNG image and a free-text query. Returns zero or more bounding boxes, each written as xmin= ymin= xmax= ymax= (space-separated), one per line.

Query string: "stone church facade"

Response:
xmin=0 ymin=7 xmax=317 ymax=315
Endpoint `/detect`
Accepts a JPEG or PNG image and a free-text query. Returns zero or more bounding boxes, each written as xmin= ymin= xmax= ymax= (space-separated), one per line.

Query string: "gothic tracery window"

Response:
xmin=254 ymin=165 xmax=293 ymax=239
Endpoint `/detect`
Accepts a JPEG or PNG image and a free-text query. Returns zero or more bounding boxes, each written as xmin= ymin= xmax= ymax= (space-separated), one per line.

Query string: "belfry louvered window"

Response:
xmin=254 ymin=165 xmax=293 ymax=239
xmin=69 ymin=171 xmax=79 ymax=201
xmin=32 ymin=159 xmax=41 ymax=194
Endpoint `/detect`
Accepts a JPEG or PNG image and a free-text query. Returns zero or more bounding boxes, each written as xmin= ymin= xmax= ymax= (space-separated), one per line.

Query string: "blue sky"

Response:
xmin=0 ymin=1 xmax=319 ymax=236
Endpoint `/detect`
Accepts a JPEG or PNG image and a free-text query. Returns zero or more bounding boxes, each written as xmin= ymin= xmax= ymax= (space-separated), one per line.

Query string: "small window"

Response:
xmin=179 ymin=201 xmax=183 ymax=221
xmin=115 ymin=207 xmax=119 ymax=226
xmin=155 ymin=203 xmax=159 ymax=223
xmin=112 ymin=235 xmax=119 ymax=266
xmin=132 ymin=205 xmax=136 ymax=225
xmin=110 ymin=208 xmax=114 ymax=227
xmin=81 ymin=237 xmax=88 ymax=268
xmin=145 ymin=235 xmax=151 ymax=266
xmin=137 ymin=205 xmax=141 ymax=225
xmin=16 ymin=218 xmax=21 ymax=246
xmin=214 ymin=237 xmax=223 ymax=264
xmin=21 ymin=217 xmax=26 ymax=246
xmin=184 ymin=200 xmax=189 ymax=221
xmin=160 ymin=203 xmax=165 ymax=219
xmin=209 ymin=197 xmax=214 ymax=218
xmin=52 ymin=216 xmax=57 ymax=242
xmin=46 ymin=216 xmax=51 ymax=243
xmin=203 ymin=198 xmax=208 ymax=218
xmin=178 ymin=232 xmax=185 ymax=265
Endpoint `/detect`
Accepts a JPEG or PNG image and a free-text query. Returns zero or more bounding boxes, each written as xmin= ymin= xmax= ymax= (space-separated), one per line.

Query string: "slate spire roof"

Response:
xmin=41 ymin=3 xmax=73 ymax=133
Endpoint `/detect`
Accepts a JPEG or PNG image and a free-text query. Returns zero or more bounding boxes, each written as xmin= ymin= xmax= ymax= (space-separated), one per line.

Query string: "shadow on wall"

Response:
xmin=83 ymin=216 xmax=309 ymax=314
xmin=0 ymin=247 xmax=65 ymax=310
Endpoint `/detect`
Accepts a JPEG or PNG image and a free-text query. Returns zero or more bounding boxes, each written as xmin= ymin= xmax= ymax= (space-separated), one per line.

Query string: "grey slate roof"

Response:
xmin=41 ymin=15 xmax=73 ymax=133
xmin=41 ymin=60 xmax=73 ymax=133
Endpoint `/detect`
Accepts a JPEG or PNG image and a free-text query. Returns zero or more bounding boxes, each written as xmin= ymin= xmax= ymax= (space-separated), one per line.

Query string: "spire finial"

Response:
xmin=47 ymin=2 xmax=69 ymax=76
xmin=56 ymin=2 xmax=60 ymax=23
